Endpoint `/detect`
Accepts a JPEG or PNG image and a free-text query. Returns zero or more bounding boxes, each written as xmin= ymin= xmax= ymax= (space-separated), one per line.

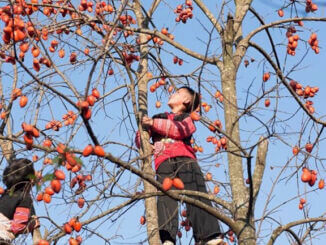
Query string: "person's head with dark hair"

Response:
xmin=168 ymin=86 xmax=200 ymax=113
xmin=3 ymin=158 xmax=34 ymax=191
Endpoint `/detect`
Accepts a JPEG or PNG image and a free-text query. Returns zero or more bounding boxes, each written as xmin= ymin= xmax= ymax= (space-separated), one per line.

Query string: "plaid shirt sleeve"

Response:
xmin=135 ymin=130 xmax=152 ymax=148
xmin=10 ymin=207 xmax=30 ymax=234
xmin=135 ymin=131 xmax=141 ymax=148
xmin=151 ymin=116 xmax=196 ymax=140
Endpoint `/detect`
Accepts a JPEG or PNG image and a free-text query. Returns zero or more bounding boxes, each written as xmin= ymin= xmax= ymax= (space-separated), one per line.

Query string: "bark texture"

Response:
xmin=219 ymin=7 xmax=262 ymax=244
xmin=134 ymin=1 xmax=160 ymax=244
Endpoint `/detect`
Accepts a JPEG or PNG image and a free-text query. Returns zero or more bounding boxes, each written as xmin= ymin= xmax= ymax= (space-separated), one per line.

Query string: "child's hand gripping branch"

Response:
xmin=135 ymin=115 xmax=155 ymax=152
xmin=141 ymin=115 xmax=153 ymax=127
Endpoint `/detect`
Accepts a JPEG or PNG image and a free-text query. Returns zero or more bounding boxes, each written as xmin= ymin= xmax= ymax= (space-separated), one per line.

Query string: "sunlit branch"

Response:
xmin=267 ymin=217 xmax=326 ymax=245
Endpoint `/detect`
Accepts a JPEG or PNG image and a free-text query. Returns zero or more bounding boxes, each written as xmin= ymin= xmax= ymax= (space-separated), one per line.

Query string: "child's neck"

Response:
xmin=171 ymin=106 xmax=185 ymax=114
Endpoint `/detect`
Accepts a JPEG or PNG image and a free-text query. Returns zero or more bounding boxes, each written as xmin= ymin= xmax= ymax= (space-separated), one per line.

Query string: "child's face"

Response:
xmin=168 ymin=88 xmax=191 ymax=111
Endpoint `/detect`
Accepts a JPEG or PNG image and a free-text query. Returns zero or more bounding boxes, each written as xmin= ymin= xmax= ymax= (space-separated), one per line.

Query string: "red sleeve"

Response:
xmin=151 ymin=116 xmax=196 ymax=140
xmin=135 ymin=131 xmax=141 ymax=148
xmin=10 ymin=207 xmax=30 ymax=234
xmin=135 ymin=130 xmax=152 ymax=148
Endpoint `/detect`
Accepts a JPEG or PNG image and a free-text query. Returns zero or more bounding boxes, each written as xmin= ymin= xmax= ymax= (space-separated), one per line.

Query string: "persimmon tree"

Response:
xmin=0 ymin=0 xmax=326 ymax=244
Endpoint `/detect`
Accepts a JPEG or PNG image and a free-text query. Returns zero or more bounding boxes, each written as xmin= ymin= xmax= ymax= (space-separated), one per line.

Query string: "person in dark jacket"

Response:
xmin=0 ymin=158 xmax=39 ymax=244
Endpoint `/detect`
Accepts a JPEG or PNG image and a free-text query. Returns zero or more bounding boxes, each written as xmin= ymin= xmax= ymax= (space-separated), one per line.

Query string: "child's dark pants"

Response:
xmin=156 ymin=157 xmax=221 ymax=244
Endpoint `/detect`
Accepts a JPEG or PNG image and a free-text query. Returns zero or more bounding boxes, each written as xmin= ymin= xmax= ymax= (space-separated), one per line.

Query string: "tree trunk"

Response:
xmin=0 ymin=139 xmax=13 ymax=162
xmin=220 ymin=66 xmax=257 ymax=245
xmin=134 ymin=1 xmax=160 ymax=244
xmin=237 ymin=220 xmax=256 ymax=245
xmin=221 ymin=14 xmax=247 ymax=219
xmin=221 ymin=14 xmax=256 ymax=245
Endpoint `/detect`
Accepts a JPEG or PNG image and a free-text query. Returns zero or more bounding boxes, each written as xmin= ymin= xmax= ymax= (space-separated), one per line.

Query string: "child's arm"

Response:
xmin=135 ymin=131 xmax=141 ymax=148
xmin=135 ymin=114 xmax=162 ymax=149
xmin=135 ymin=125 xmax=152 ymax=149
xmin=150 ymin=115 xmax=196 ymax=140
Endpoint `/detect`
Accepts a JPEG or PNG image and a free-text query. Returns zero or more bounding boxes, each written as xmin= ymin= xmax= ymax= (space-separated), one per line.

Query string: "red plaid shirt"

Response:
xmin=136 ymin=112 xmax=196 ymax=170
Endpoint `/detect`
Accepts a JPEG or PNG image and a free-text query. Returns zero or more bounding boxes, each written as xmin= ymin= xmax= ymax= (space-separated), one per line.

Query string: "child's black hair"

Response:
xmin=3 ymin=158 xmax=34 ymax=191
xmin=179 ymin=86 xmax=200 ymax=113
